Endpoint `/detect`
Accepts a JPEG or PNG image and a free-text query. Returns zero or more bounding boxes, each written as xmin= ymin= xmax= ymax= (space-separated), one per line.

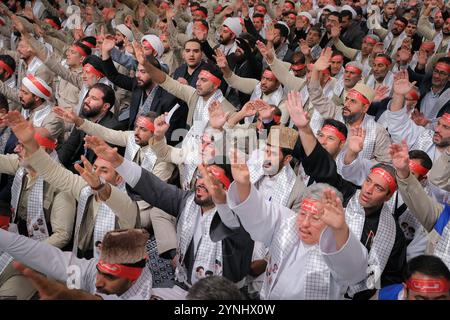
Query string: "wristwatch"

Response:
xmin=91 ymin=177 xmax=106 ymax=191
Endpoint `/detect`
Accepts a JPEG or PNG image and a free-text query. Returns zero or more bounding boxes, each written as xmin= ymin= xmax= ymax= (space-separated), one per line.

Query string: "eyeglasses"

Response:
xmin=433 ymin=69 xmax=449 ymax=77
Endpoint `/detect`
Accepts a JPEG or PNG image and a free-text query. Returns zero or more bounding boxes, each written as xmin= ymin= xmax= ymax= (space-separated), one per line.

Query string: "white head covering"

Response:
xmin=341 ymin=5 xmax=357 ymax=19
xmin=223 ymin=17 xmax=243 ymax=37
xmin=22 ymin=74 xmax=52 ymax=100
xmin=141 ymin=35 xmax=164 ymax=59
xmin=115 ymin=24 xmax=134 ymax=42
xmin=323 ymin=5 xmax=337 ymax=12
xmin=298 ymin=12 xmax=314 ymax=25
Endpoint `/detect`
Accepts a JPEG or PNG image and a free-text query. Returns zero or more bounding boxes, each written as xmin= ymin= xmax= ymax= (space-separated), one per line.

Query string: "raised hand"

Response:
xmin=256 ymin=40 xmax=275 ymax=64
xmin=11 ymin=15 xmax=25 ymax=34
xmin=347 ymin=127 xmax=366 ymax=155
xmin=239 ymin=101 xmax=257 ymax=118
xmin=153 ymin=113 xmax=170 ymax=139
xmin=417 ymin=49 xmax=428 ymax=66
xmin=4 ymin=111 xmax=36 ymax=146
xmin=53 ymin=107 xmax=83 ymax=126
xmin=208 ymin=101 xmax=227 ymax=130
xmin=320 ymin=189 xmax=346 ymax=231
xmin=241 ymin=2 xmax=249 ymax=18
xmin=397 ymin=48 xmax=411 ymax=65
xmin=374 ymin=86 xmax=390 ymax=102
xmin=198 ymin=164 xmax=227 ymax=204
xmin=214 ymin=48 xmax=230 ymax=74
xmin=193 ymin=24 xmax=208 ymax=42
xmin=393 ymin=70 xmax=416 ymax=96
xmin=389 ymin=140 xmax=410 ymax=179
xmin=265 ymin=23 xmax=276 ymax=43
xmin=138 ymin=3 xmax=147 ymax=19
xmin=314 ymin=47 xmax=332 ymax=71
xmin=101 ymin=37 xmax=116 ymax=54
xmin=73 ymin=28 xmax=85 ymax=41
xmin=132 ymin=41 xmax=146 ymax=66
xmin=229 ymin=148 xmax=250 ymax=186
xmin=286 ymin=91 xmax=310 ymax=129
xmin=74 ymin=155 xmax=103 ymax=189
xmin=330 ymin=24 xmax=341 ymax=39
xmin=84 ymin=136 xmax=123 ymax=168
xmin=254 ymin=100 xmax=273 ymax=120
xmin=411 ymin=109 xmax=430 ymax=127
xmin=299 ymin=39 xmax=310 ymax=56
xmin=124 ymin=15 xmax=134 ymax=29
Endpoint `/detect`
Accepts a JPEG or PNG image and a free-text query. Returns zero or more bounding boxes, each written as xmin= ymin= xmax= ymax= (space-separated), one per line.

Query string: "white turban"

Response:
xmin=341 ymin=5 xmax=357 ymax=19
xmin=115 ymin=24 xmax=134 ymax=42
xmin=298 ymin=12 xmax=314 ymax=24
xmin=22 ymin=74 xmax=52 ymax=100
xmin=223 ymin=17 xmax=243 ymax=37
xmin=323 ymin=5 xmax=337 ymax=12
xmin=141 ymin=35 xmax=164 ymax=59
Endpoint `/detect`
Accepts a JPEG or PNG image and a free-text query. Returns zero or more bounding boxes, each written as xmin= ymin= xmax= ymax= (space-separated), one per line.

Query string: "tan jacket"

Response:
xmin=417 ymin=15 xmax=450 ymax=54
xmin=0 ymin=153 xmax=76 ymax=249
xmin=78 ymin=119 xmax=175 ymax=182
xmin=26 ymin=148 xmax=139 ymax=253
xmin=308 ymin=79 xmax=392 ymax=164
xmin=429 ymin=149 xmax=450 ymax=192
xmin=397 ymin=172 xmax=444 ymax=255
xmin=159 ymin=75 xmax=236 ymax=126
xmin=29 ymin=103 xmax=64 ymax=143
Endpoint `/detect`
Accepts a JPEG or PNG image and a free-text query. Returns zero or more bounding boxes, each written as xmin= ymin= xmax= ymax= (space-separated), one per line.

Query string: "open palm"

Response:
xmin=286 ymin=91 xmax=309 ymax=128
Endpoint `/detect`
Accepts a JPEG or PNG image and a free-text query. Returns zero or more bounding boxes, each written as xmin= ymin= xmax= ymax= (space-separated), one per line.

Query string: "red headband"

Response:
xmin=136 ymin=116 xmax=155 ymax=132
xmin=223 ymin=26 xmax=235 ymax=35
xmin=406 ymin=278 xmax=450 ymax=293
xmin=321 ymin=124 xmax=346 ymax=142
xmin=364 ymin=36 xmax=377 ymax=45
xmin=374 ymin=56 xmax=391 ymax=66
xmin=290 ymin=63 xmax=306 ymax=71
xmin=331 ymin=55 xmax=344 ymax=62
xmin=83 ymin=63 xmax=104 ymax=78
xmin=34 ymin=132 xmax=56 ymax=150
xmin=73 ymin=44 xmax=88 ymax=57
xmin=288 ymin=13 xmax=297 ymax=19
xmin=194 ymin=10 xmax=207 ymax=18
xmin=435 ymin=62 xmax=450 ymax=74
xmin=273 ymin=114 xmax=281 ymax=124
xmin=194 ymin=21 xmax=208 ymax=32
xmin=199 ymin=70 xmax=222 ymax=87
xmin=300 ymin=198 xmax=321 ymax=216
xmin=44 ymin=18 xmax=61 ymax=30
xmin=0 ymin=60 xmax=14 ymax=76
xmin=97 ymin=260 xmax=144 ymax=282
xmin=421 ymin=42 xmax=435 ymax=51
xmin=347 ymin=89 xmax=370 ymax=105
xmin=262 ymin=69 xmax=276 ymax=80
xmin=208 ymin=166 xmax=231 ymax=190
xmin=26 ymin=74 xmax=51 ymax=98
xmin=81 ymin=40 xmax=95 ymax=49
xmin=407 ymin=89 xmax=419 ymax=101
xmin=435 ymin=11 xmax=443 ymax=18
xmin=160 ymin=2 xmax=170 ymax=9
xmin=409 ymin=160 xmax=429 ymax=176
xmin=442 ymin=113 xmax=450 ymax=124
xmin=142 ymin=40 xmax=154 ymax=51
xmin=370 ymin=167 xmax=397 ymax=194
xmin=345 ymin=65 xmax=362 ymax=75
xmin=253 ymin=17 xmax=265 ymax=22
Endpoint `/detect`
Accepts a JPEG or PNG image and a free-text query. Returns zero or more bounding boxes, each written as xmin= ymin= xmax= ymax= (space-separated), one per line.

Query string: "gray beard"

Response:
xmin=343 ymin=112 xmax=363 ymax=125
xmin=435 ymin=137 xmax=450 ymax=148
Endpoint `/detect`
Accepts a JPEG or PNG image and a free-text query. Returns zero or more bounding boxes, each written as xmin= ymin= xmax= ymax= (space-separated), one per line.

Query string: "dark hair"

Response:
xmin=252 ymin=13 xmax=265 ymax=20
xmin=436 ymin=57 xmax=450 ymax=66
xmin=195 ymin=6 xmax=208 ymax=17
xmin=285 ymin=0 xmax=295 ymax=9
xmin=309 ymin=25 xmax=322 ymax=37
xmin=384 ymin=0 xmax=397 ymax=6
xmin=409 ymin=150 xmax=432 ymax=171
xmin=370 ymin=163 xmax=397 ymax=194
xmin=184 ymin=38 xmax=204 ymax=50
xmin=375 ymin=53 xmax=392 ymax=65
xmin=404 ymin=255 xmax=450 ymax=282
xmin=274 ymin=23 xmax=289 ymax=38
xmin=0 ymin=93 xmax=8 ymax=110
xmin=44 ymin=15 xmax=61 ymax=29
xmin=187 ymin=276 xmax=244 ymax=300
xmin=0 ymin=55 xmax=16 ymax=75
xmin=292 ymin=51 xmax=306 ymax=64
xmin=209 ymin=157 xmax=234 ymax=185
xmin=238 ymin=33 xmax=257 ymax=49
xmin=332 ymin=50 xmax=344 ymax=59
xmin=74 ymin=41 xmax=92 ymax=57
xmin=82 ymin=55 xmax=105 ymax=75
xmin=196 ymin=266 xmax=204 ymax=272
xmin=328 ymin=11 xmax=340 ymax=19
xmin=200 ymin=63 xmax=224 ymax=82
xmin=339 ymin=10 xmax=353 ymax=20
xmin=81 ymin=36 xmax=97 ymax=48
xmin=395 ymin=17 xmax=408 ymax=26
xmin=143 ymin=111 xmax=159 ymax=121
xmin=282 ymin=10 xmax=297 ymax=18
xmin=90 ymin=83 xmax=115 ymax=108
xmin=322 ymin=118 xmax=348 ymax=139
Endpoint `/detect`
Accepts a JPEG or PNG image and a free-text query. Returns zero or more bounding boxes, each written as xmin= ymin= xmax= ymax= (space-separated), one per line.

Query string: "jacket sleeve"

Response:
xmin=428 ymin=149 xmax=450 ymax=192
xmin=102 ymin=57 xmax=134 ymax=91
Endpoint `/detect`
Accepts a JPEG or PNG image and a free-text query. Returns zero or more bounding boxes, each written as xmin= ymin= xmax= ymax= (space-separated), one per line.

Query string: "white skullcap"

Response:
xmin=22 ymin=74 xmax=52 ymax=100
xmin=341 ymin=5 xmax=357 ymax=19
xmin=223 ymin=17 xmax=243 ymax=37
xmin=276 ymin=21 xmax=290 ymax=36
xmin=115 ymin=24 xmax=134 ymax=42
xmin=323 ymin=5 xmax=337 ymax=12
xmin=141 ymin=35 xmax=164 ymax=59
xmin=298 ymin=12 xmax=314 ymax=24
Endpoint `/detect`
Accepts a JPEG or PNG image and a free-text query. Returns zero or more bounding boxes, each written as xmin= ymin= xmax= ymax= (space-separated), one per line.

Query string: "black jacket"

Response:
xmin=57 ymin=111 xmax=127 ymax=172
xmin=0 ymin=131 xmax=17 ymax=203
xmin=340 ymin=21 xmax=365 ymax=50
xmin=102 ymin=58 xmax=187 ymax=145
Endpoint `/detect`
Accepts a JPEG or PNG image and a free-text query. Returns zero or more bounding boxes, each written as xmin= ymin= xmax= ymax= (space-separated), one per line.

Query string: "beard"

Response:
xmin=262 ymin=159 xmax=281 ymax=176
xmin=81 ymin=105 xmax=102 ymax=118
xmin=435 ymin=137 xmax=450 ymax=148
xmin=343 ymin=112 xmax=363 ymax=125
xmin=137 ymin=78 xmax=152 ymax=89
xmin=20 ymin=100 xmax=35 ymax=110
xmin=194 ymin=194 xmax=214 ymax=207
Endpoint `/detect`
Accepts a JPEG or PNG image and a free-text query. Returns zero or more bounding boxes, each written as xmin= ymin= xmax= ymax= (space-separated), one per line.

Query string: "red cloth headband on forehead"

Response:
xmin=194 ymin=21 xmax=208 ymax=32
xmin=407 ymin=89 xmax=419 ymax=101
xmin=364 ymin=36 xmax=377 ymax=45
xmin=374 ymin=56 xmax=391 ymax=66
xmin=142 ymin=40 xmax=154 ymax=51
xmin=288 ymin=13 xmax=296 ymax=19
xmin=34 ymin=133 xmax=56 ymax=150
xmin=421 ymin=42 xmax=435 ymax=50
xmin=97 ymin=260 xmax=144 ymax=281
xmin=27 ymin=74 xmax=51 ymax=98
xmin=0 ymin=60 xmax=13 ymax=76
xmin=81 ymin=40 xmax=95 ymax=49
xmin=44 ymin=18 xmax=60 ymax=30
xmin=435 ymin=11 xmax=442 ymax=17
xmin=273 ymin=114 xmax=281 ymax=124
xmin=347 ymin=89 xmax=370 ymax=105
xmin=136 ymin=116 xmax=155 ymax=132
xmin=321 ymin=124 xmax=346 ymax=142
xmin=435 ymin=62 xmax=450 ymax=74
xmin=300 ymin=198 xmax=321 ymax=216
xmin=406 ymin=278 xmax=450 ymax=293
xmin=253 ymin=16 xmax=265 ymax=22
xmin=290 ymin=63 xmax=306 ymax=71
xmin=199 ymin=70 xmax=222 ymax=87
xmin=208 ymin=166 xmax=231 ymax=190
xmin=370 ymin=167 xmax=397 ymax=194
xmin=73 ymin=44 xmax=88 ymax=57
xmin=262 ymin=69 xmax=276 ymax=80
xmin=83 ymin=64 xmax=104 ymax=78
xmin=442 ymin=112 xmax=450 ymax=124
xmin=194 ymin=10 xmax=207 ymax=18
xmin=345 ymin=65 xmax=362 ymax=75
xmin=409 ymin=160 xmax=429 ymax=176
